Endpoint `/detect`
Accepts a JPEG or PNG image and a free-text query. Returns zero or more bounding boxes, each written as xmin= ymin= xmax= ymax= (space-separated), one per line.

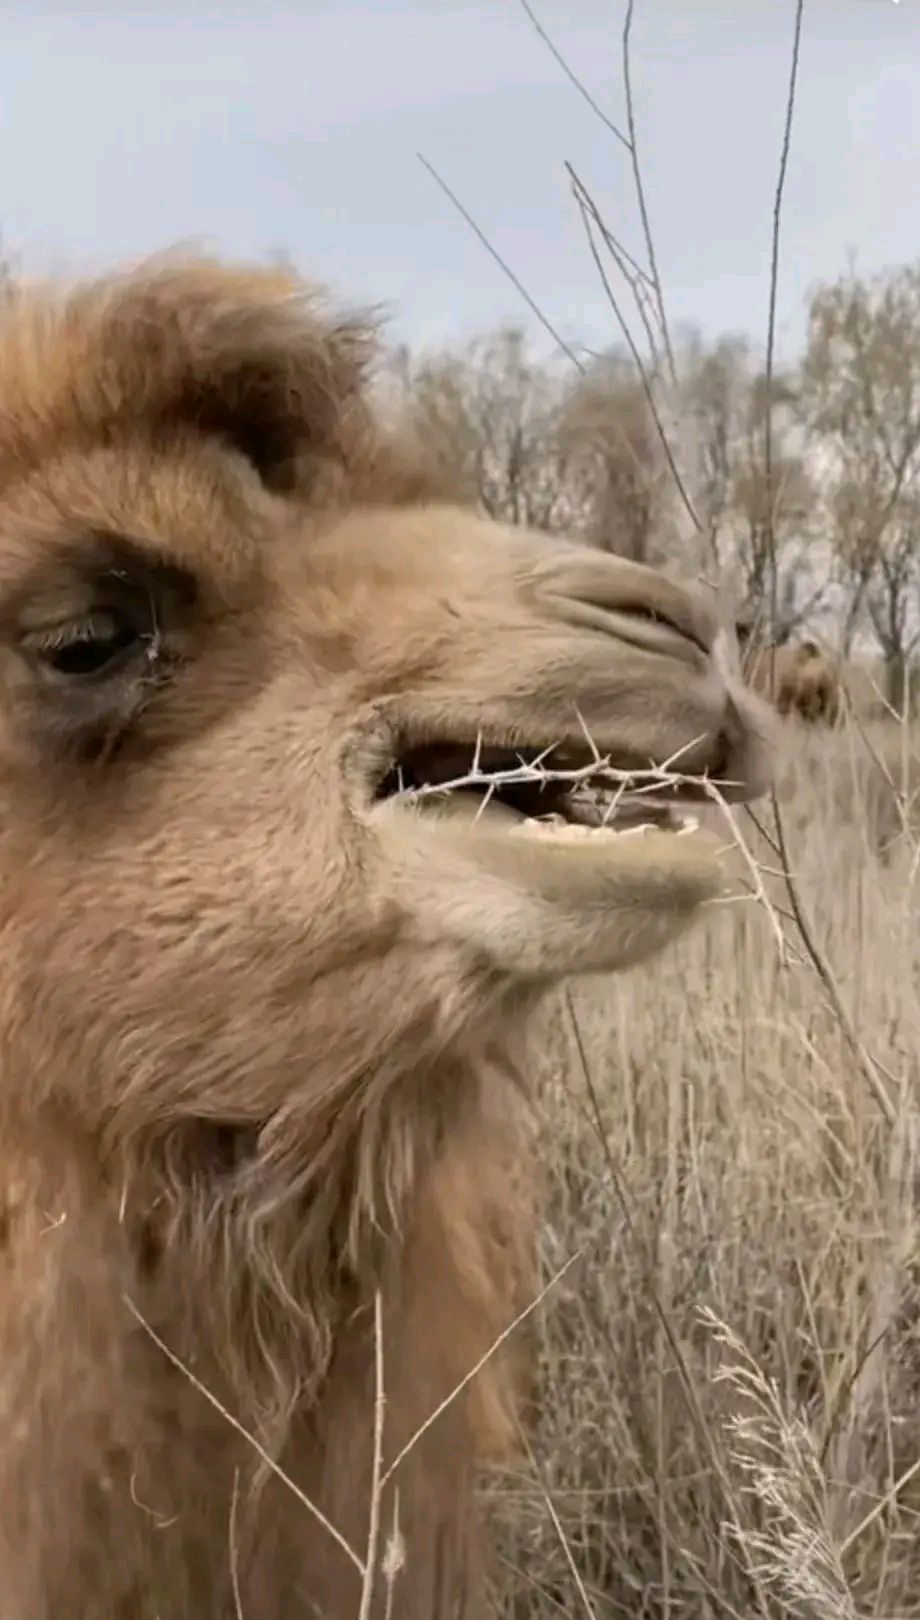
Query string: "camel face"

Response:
xmin=0 ymin=261 xmax=774 ymax=1142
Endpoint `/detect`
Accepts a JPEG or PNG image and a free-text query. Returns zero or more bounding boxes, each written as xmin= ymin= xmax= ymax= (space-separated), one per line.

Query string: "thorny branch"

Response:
xmin=393 ymin=746 xmax=746 ymax=814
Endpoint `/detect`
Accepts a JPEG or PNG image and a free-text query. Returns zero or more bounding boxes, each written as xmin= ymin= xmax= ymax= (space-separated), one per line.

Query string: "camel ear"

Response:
xmin=32 ymin=257 xmax=379 ymax=494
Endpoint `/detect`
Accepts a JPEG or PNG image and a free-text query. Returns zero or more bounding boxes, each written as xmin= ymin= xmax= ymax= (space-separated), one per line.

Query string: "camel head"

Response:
xmin=0 ymin=257 xmax=775 ymax=1151
xmin=0 ymin=255 xmax=779 ymax=1620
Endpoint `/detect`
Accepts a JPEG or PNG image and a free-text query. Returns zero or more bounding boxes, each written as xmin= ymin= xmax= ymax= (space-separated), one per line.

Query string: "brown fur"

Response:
xmin=743 ymin=639 xmax=842 ymax=725
xmin=0 ymin=254 xmax=773 ymax=1618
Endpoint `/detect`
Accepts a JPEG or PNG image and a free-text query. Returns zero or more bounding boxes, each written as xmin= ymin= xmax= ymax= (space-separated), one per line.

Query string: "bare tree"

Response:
xmin=388 ymin=326 xmax=590 ymax=533
xmin=555 ymin=354 xmax=675 ymax=563
xmin=390 ymin=330 xmax=690 ymax=563
xmin=802 ymin=265 xmax=920 ymax=708
xmin=681 ymin=333 xmax=823 ymax=636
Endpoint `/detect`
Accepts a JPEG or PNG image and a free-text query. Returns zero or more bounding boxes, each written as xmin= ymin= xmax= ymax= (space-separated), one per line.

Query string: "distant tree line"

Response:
xmin=385 ymin=262 xmax=920 ymax=713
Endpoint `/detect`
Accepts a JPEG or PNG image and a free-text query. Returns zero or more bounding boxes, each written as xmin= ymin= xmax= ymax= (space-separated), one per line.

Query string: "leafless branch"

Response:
xmin=756 ymin=0 xmax=895 ymax=1127
xmin=357 ymin=1292 xmax=387 ymax=1620
xmin=229 ymin=1468 xmax=245 ymax=1620
xmin=380 ymin=1250 xmax=583 ymax=1489
xmin=566 ymin=162 xmax=661 ymax=376
xmin=417 ymin=154 xmax=586 ymax=372
xmin=517 ymin=0 xmax=630 ymax=152
xmin=622 ymin=0 xmax=676 ymax=384
xmin=704 ymin=784 xmax=790 ymax=963
xmin=569 ymin=165 xmax=703 ymax=536
xmin=763 ymin=0 xmax=805 ymax=640
xmin=123 ymin=1295 xmax=366 ymax=1576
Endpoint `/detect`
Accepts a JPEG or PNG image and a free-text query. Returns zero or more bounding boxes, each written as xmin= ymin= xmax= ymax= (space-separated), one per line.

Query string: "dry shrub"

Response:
xmin=488 ymin=718 xmax=920 ymax=1618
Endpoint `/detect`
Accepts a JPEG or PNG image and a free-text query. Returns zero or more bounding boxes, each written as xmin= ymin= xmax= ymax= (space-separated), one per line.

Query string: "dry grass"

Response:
xmin=487 ymin=716 xmax=920 ymax=1619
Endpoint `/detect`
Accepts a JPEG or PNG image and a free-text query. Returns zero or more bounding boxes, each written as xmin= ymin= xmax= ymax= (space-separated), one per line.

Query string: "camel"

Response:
xmin=0 ymin=255 xmax=773 ymax=1620
xmin=736 ymin=625 xmax=842 ymax=725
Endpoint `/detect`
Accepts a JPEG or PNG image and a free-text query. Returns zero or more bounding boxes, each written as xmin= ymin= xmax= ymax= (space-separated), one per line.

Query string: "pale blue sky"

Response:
xmin=2 ymin=1 xmax=917 ymax=361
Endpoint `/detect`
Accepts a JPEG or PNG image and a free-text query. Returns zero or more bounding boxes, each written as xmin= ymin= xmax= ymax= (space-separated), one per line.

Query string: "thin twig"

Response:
xmin=357 ymin=1291 xmax=387 ymax=1620
xmin=380 ymin=1250 xmax=583 ymax=1489
xmin=517 ymin=1422 xmax=598 ymax=1618
xmin=705 ymin=784 xmax=789 ymax=963
xmin=839 ymin=1452 xmax=920 ymax=1557
xmin=763 ymin=0 xmax=804 ymax=642
xmin=570 ymin=178 xmax=654 ymax=291
xmin=569 ymin=166 xmax=703 ymax=535
xmin=565 ymin=161 xmax=660 ymax=371
xmin=123 ymin=1296 xmax=365 ymax=1576
xmin=622 ymin=0 xmax=676 ymax=383
xmin=755 ymin=1 xmax=893 ymax=1120
xmin=229 ymin=1467 xmax=245 ymax=1620
xmin=417 ymin=154 xmax=586 ymax=372
xmin=517 ymin=0 xmax=630 ymax=151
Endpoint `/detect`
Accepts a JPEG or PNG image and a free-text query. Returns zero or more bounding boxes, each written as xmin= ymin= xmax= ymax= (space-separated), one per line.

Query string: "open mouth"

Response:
xmin=374 ymin=738 xmax=721 ymax=840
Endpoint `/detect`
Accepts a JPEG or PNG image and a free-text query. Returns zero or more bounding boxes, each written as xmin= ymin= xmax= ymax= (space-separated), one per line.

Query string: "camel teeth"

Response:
xmin=512 ymin=818 xmax=594 ymax=840
xmin=512 ymin=817 xmax=661 ymax=842
xmin=509 ymin=810 xmax=703 ymax=843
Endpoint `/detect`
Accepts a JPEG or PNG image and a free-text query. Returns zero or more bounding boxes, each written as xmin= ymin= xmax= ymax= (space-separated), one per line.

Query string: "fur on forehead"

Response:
xmin=0 ymin=253 xmax=457 ymax=507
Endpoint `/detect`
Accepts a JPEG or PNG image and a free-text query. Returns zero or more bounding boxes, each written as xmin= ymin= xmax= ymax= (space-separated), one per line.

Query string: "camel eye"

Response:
xmin=25 ymin=610 xmax=143 ymax=678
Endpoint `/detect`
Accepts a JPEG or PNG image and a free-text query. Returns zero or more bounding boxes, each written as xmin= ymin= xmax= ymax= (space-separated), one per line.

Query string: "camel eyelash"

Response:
xmin=23 ymin=609 xmax=146 ymax=679
xmin=26 ymin=611 xmax=132 ymax=652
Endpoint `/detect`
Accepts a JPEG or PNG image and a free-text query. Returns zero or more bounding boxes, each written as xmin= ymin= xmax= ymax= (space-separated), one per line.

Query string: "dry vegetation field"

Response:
xmin=490 ymin=713 xmax=920 ymax=1619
